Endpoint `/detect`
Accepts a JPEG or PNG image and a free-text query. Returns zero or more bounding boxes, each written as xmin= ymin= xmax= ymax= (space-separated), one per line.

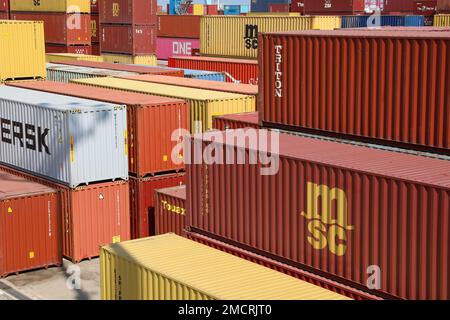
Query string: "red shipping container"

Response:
xmin=0 ymin=170 xmax=61 ymax=278
xmin=91 ymin=13 xmax=99 ymax=42
xmin=290 ymin=0 xmax=305 ymax=13
xmin=91 ymin=0 xmax=99 ymax=13
xmin=187 ymin=130 xmax=450 ymax=300
xmin=8 ymin=80 xmax=189 ymax=177
xmin=130 ymin=173 xmax=185 ymax=239
xmin=99 ymin=0 xmax=156 ymax=25
xmin=0 ymin=0 xmax=7 ymax=12
xmin=437 ymin=0 xmax=450 ymax=12
xmin=100 ymin=24 xmax=156 ymax=55
xmin=0 ymin=165 xmax=130 ymax=263
xmin=0 ymin=12 xmax=7 ymax=19
xmin=45 ymin=44 xmax=92 ymax=54
xmin=10 ymin=13 xmax=91 ymax=45
xmin=154 ymin=185 xmax=186 ymax=236
xmin=269 ymin=3 xmax=290 ymax=12
xmin=384 ymin=0 xmax=436 ymax=13
xmin=206 ymin=4 xmax=218 ymax=15
xmin=212 ymin=112 xmax=260 ymax=130
xmin=259 ymin=30 xmax=450 ymax=155
xmin=414 ymin=0 xmax=437 ymax=14
xmin=92 ymin=42 xmax=100 ymax=55
xmin=50 ymin=60 xmax=184 ymax=76
xmin=157 ymin=15 xmax=201 ymax=38
xmin=303 ymin=0 xmax=365 ymax=14
xmin=168 ymin=56 xmax=259 ymax=84
xmin=186 ymin=232 xmax=380 ymax=300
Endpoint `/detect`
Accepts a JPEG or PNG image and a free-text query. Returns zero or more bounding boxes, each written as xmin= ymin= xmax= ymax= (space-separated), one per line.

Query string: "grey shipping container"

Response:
xmin=0 ymin=86 xmax=128 ymax=188
xmin=46 ymin=63 xmax=138 ymax=83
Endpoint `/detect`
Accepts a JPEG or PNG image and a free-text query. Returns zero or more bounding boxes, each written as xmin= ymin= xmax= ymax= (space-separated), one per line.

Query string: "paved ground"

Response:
xmin=1 ymin=258 xmax=100 ymax=300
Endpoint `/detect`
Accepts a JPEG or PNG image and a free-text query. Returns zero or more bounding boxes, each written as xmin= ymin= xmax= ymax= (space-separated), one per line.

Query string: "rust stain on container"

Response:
xmin=100 ymin=24 xmax=156 ymax=55
xmin=100 ymin=0 xmax=156 ymax=25
xmin=187 ymin=130 xmax=450 ymax=300
xmin=213 ymin=112 xmax=260 ymax=130
xmin=155 ymin=185 xmax=186 ymax=236
xmin=259 ymin=30 xmax=450 ymax=154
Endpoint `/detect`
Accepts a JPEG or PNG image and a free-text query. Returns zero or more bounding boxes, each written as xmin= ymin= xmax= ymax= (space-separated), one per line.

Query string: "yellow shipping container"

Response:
xmin=0 ymin=21 xmax=46 ymax=82
xmin=312 ymin=16 xmax=341 ymax=30
xmin=101 ymin=53 xmax=157 ymax=66
xmin=71 ymin=77 xmax=255 ymax=132
xmin=46 ymin=53 xmax=104 ymax=63
xmin=246 ymin=12 xmax=302 ymax=16
xmin=193 ymin=4 xmax=204 ymax=15
xmin=100 ymin=234 xmax=351 ymax=300
xmin=10 ymin=0 xmax=90 ymax=13
xmin=434 ymin=14 xmax=450 ymax=26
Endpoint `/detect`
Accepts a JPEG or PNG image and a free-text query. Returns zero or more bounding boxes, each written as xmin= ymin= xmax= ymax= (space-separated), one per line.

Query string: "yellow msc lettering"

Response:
xmin=307 ymin=220 xmax=327 ymax=250
xmin=327 ymin=225 xmax=348 ymax=256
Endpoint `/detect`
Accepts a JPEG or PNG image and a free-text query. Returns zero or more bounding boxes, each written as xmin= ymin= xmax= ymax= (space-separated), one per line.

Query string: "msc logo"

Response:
xmin=244 ymin=24 xmax=258 ymax=50
xmin=91 ymin=20 xmax=97 ymax=38
xmin=300 ymin=182 xmax=354 ymax=256
xmin=161 ymin=200 xmax=186 ymax=216
xmin=112 ymin=3 xmax=120 ymax=17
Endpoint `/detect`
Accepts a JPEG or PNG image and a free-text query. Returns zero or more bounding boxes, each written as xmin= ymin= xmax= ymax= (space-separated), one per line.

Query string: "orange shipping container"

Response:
xmin=154 ymin=185 xmax=186 ymax=236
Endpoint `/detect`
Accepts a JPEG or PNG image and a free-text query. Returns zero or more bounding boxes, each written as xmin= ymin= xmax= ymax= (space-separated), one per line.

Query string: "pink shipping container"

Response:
xmin=212 ymin=112 xmax=260 ymax=130
xmin=100 ymin=24 xmax=156 ymax=55
xmin=303 ymin=0 xmax=365 ymax=14
xmin=99 ymin=0 xmax=157 ymax=25
xmin=45 ymin=44 xmax=92 ymax=55
xmin=156 ymin=37 xmax=200 ymax=60
xmin=187 ymin=129 xmax=450 ymax=300
xmin=259 ymin=30 xmax=450 ymax=155
xmin=168 ymin=55 xmax=259 ymax=84
xmin=154 ymin=185 xmax=187 ymax=237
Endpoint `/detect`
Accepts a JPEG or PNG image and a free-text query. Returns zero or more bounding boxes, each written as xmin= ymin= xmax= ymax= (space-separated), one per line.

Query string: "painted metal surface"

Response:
xmin=70 ymin=77 xmax=256 ymax=133
xmin=224 ymin=5 xmax=241 ymax=15
xmin=100 ymin=234 xmax=351 ymax=300
xmin=0 ymin=12 xmax=7 ymax=19
xmin=91 ymin=0 xmax=98 ymax=13
xmin=46 ymin=53 xmax=103 ymax=63
xmin=45 ymin=44 xmax=92 ymax=55
xmin=10 ymin=13 xmax=91 ymax=45
xmin=187 ymin=130 xmax=450 ymax=300
xmin=45 ymin=63 xmax=137 ymax=82
xmin=129 ymin=173 xmax=185 ymax=239
xmin=259 ymin=30 xmax=450 ymax=154
xmin=99 ymin=0 xmax=156 ymax=25
xmin=157 ymin=15 xmax=201 ymax=39
xmin=0 ymin=0 xmax=8 ymax=12
xmin=91 ymin=13 xmax=99 ymax=43
xmin=0 ymin=170 xmax=61 ymax=277
xmin=383 ymin=0 xmax=436 ymax=13
xmin=269 ymin=3 xmax=290 ymax=12
xmin=168 ymin=56 xmax=259 ymax=84
xmin=303 ymin=0 xmax=365 ymax=14
xmin=437 ymin=0 xmax=450 ymax=12
xmin=8 ymin=80 xmax=189 ymax=177
xmin=251 ymin=0 xmax=290 ymax=12
xmin=435 ymin=13 xmax=450 ymax=25
xmin=101 ymin=53 xmax=157 ymax=65
xmin=212 ymin=112 xmax=260 ymax=130
xmin=154 ymin=185 xmax=186 ymax=236
xmin=0 ymin=86 xmax=128 ymax=188
xmin=291 ymin=0 xmax=305 ymax=12
xmin=92 ymin=43 xmax=100 ymax=55
xmin=132 ymin=65 xmax=226 ymax=81
xmin=341 ymin=15 xmax=424 ymax=28
xmin=0 ymin=21 xmax=46 ymax=82
xmin=100 ymin=24 xmax=156 ymax=55
xmin=156 ymin=37 xmax=200 ymax=60
xmin=10 ymin=0 xmax=91 ymax=13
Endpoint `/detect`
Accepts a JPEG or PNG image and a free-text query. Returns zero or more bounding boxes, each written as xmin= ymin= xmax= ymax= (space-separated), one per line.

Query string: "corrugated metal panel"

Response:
xmin=45 ymin=44 xmax=92 ymax=55
xmin=224 ymin=5 xmax=241 ymax=15
xmin=70 ymin=77 xmax=256 ymax=133
xmin=130 ymin=174 xmax=185 ymax=239
xmin=46 ymin=63 xmax=138 ymax=83
xmin=251 ymin=0 xmax=290 ymax=12
xmin=311 ymin=16 xmax=342 ymax=29
xmin=303 ymin=0 xmax=365 ymax=14
xmin=129 ymin=65 xmax=225 ymax=81
xmin=100 ymin=0 xmax=156 ymax=25
xmin=100 ymin=24 xmax=156 ymax=55
xmin=212 ymin=112 xmax=260 ymax=130
xmin=155 ymin=185 xmax=186 ymax=236
xmin=91 ymin=0 xmax=98 ymax=13
xmin=259 ymin=30 xmax=450 ymax=154
xmin=91 ymin=13 xmax=99 ymax=42
xmin=0 ymin=0 xmax=8 ymax=11
xmin=0 ymin=21 xmax=46 ymax=82
xmin=0 ymin=86 xmax=128 ymax=188
xmin=46 ymin=53 xmax=104 ymax=63
xmin=100 ymin=234 xmax=351 ymax=300
xmin=434 ymin=13 xmax=450 ymax=25
xmin=437 ymin=0 xmax=450 ymax=12
xmin=101 ymin=53 xmax=157 ymax=66
xmin=157 ymin=15 xmax=201 ymax=38
xmin=404 ymin=15 xmax=426 ymax=26
xmin=156 ymin=37 xmax=200 ymax=60
xmin=168 ymin=56 xmax=259 ymax=84
xmin=10 ymin=0 xmax=91 ymax=13
xmin=0 ymin=170 xmax=61 ymax=277
xmin=187 ymin=130 xmax=450 ymax=300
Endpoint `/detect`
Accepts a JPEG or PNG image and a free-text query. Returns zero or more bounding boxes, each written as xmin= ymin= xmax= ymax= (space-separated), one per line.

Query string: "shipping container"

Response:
xmin=101 ymin=53 xmax=157 ymax=65
xmin=9 ymin=80 xmax=189 ymax=177
xmin=341 ymin=15 xmax=424 ymax=28
xmin=251 ymin=0 xmax=290 ymax=12
xmin=0 ymin=21 xmax=46 ymax=82
xmin=269 ymin=3 xmax=290 ymax=12
xmin=303 ymin=0 xmax=365 ymax=14
xmin=154 ymin=185 xmax=186 ymax=236
xmin=99 ymin=0 xmax=156 ymax=25
xmin=0 ymin=170 xmax=61 ymax=278
xmin=135 ymin=66 xmax=226 ymax=81
xmin=91 ymin=13 xmax=99 ymax=43
xmin=156 ymin=37 xmax=200 ymax=60
xmin=186 ymin=231 xmax=380 ymax=300
xmin=10 ymin=0 xmax=91 ymax=13
xmin=206 ymin=4 xmax=218 ymax=15
xmin=192 ymin=3 xmax=205 ymax=15
xmin=212 ymin=112 xmax=260 ymax=130
xmin=435 ymin=13 xmax=450 ymax=25
xmin=0 ymin=0 xmax=8 ymax=12
xmin=0 ymin=12 xmax=8 ymax=19
xmin=92 ymin=42 xmax=100 ymax=55
xmin=224 ymin=5 xmax=241 ymax=15
xmin=383 ymin=0 xmax=436 ymax=13
xmin=46 ymin=44 xmax=92 ymax=55
xmin=10 ymin=12 xmax=91 ymax=45
xmin=130 ymin=173 xmax=185 ymax=239
xmin=116 ymin=74 xmax=258 ymax=97
xmin=246 ymin=11 xmax=301 ymax=16
xmin=157 ymin=15 xmax=201 ymax=38
xmin=168 ymin=56 xmax=259 ymax=84
xmin=46 ymin=53 xmax=103 ymax=63
xmin=0 ymin=86 xmax=128 ymax=188
xmin=91 ymin=0 xmax=98 ymax=13
xmin=437 ymin=0 xmax=450 ymax=12
xmin=45 ymin=63 xmax=138 ymax=82
xmin=259 ymin=30 xmax=450 ymax=154
xmin=100 ymin=24 xmax=156 ymax=55
xmin=100 ymin=234 xmax=351 ymax=300
xmin=50 ymin=60 xmax=182 ymax=76
xmin=0 ymin=164 xmax=131 ymax=263
xmin=70 ymin=77 xmax=256 ymax=133
xmin=291 ymin=0 xmax=305 ymax=13
xmin=187 ymin=129 xmax=450 ymax=300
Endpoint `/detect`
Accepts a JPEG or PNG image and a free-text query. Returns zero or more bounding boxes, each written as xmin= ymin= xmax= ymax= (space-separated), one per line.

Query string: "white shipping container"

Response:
xmin=46 ymin=63 xmax=138 ymax=83
xmin=0 ymin=86 xmax=128 ymax=188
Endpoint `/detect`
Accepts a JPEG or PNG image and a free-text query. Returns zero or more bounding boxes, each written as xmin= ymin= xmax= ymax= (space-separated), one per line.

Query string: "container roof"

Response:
xmin=102 ymin=234 xmax=350 ymax=300
xmin=156 ymin=185 xmax=186 ymax=200
xmin=0 ymin=170 xmax=56 ymax=200
xmin=171 ymin=55 xmax=258 ymax=65
xmin=214 ymin=112 xmax=259 ymax=124
xmin=46 ymin=63 xmax=138 ymax=77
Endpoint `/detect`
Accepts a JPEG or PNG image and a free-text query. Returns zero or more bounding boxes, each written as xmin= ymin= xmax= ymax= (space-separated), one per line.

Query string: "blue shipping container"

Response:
xmin=404 ymin=15 xmax=425 ymax=26
xmin=341 ymin=15 xmax=424 ymax=28
xmin=224 ymin=5 xmax=241 ymax=15
xmin=240 ymin=5 xmax=250 ymax=13
xmin=251 ymin=0 xmax=289 ymax=12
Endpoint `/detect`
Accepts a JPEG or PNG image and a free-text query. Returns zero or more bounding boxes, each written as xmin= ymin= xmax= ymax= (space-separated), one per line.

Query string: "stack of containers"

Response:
xmin=10 ymin=0 xmax=92 ymax=54
xmin=156 ymin=15 xmax=201 ymax=60
xmin=0 ymin=86 xmax=130 ymax=263
xmin=0 ymin=0 xmax=8 ymax=19
xmin=91 ymin=0 xmax=100 ymax=55
xmin=99 ymin=0 xmax=157 ymax=65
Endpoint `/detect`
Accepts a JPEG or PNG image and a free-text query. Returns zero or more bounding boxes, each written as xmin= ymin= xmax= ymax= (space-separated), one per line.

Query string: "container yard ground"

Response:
xmin=1 ymin=259 xmax=100 ymax=300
